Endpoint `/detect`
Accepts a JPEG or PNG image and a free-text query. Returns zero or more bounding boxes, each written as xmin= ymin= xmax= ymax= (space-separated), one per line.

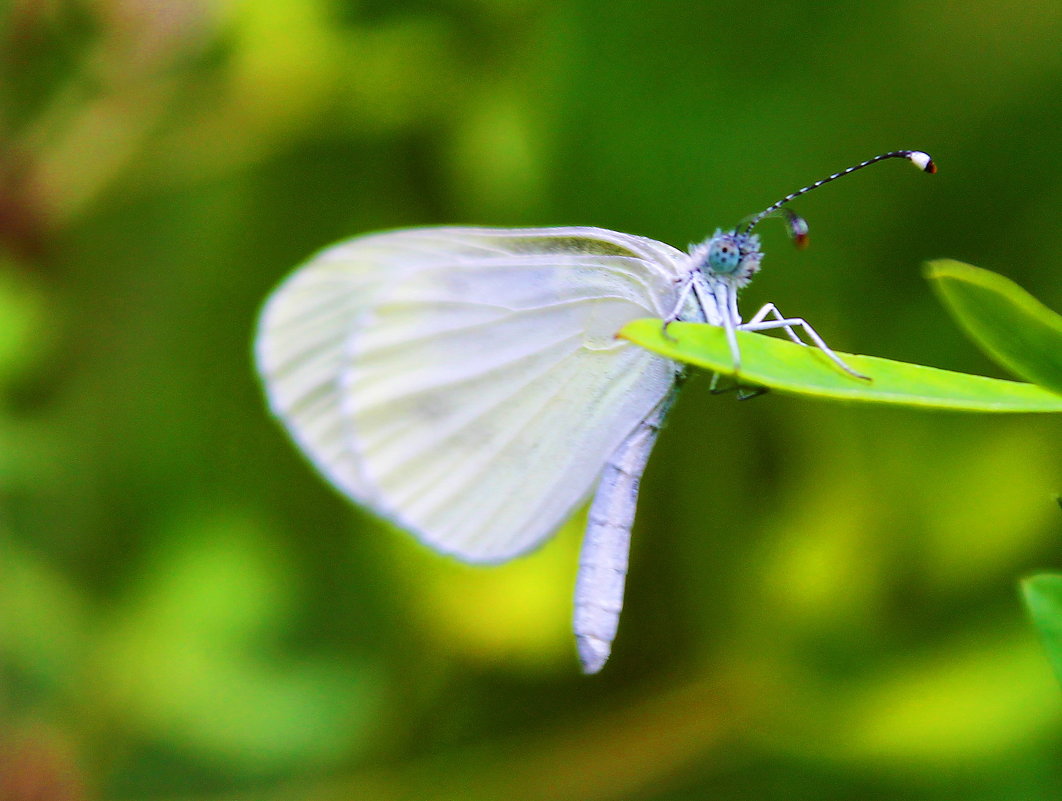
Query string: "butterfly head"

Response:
xmin=692 ymin=230 xmax=763 ymax=287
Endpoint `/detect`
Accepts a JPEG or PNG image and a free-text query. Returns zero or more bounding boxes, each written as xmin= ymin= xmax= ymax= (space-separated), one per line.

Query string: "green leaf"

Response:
xmin=619 ymin=319 xmax=1062 ymax=412
xmin=926 ymin=260 xmax=1062 ymax=394
xmin=1022 ymin=575 xmax=1062 ymax=687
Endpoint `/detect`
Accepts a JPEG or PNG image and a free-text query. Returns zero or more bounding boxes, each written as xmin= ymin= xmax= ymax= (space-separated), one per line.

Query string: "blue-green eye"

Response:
xmin=707 ymin=238 xmax=742 ymax=274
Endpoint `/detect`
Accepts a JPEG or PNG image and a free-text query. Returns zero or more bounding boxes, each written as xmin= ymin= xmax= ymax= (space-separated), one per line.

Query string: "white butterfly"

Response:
xmin=254 ymin=151 xmax=935 ymax=673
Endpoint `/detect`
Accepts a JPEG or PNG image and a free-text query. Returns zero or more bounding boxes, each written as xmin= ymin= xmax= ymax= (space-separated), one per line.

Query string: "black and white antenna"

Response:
xmin=742 ymin=150 xmax=937 ymax=240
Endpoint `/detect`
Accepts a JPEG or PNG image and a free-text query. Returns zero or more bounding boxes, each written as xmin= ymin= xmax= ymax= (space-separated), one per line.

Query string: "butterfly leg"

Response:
xmin=739 ymin=313 xmax=870 ymax=380
xmin=708 ymin=374 xmax=770 ymax=400
xmin=661 ymin=272 xmax=699 ymax=340
xmin=712 ymin=288 xmax=770 ymax=395
xmin=745 ymin=302 xmax=804 ymax=345
xmin=737 ymin=385 xmax=769 ymax=400
xmin=718 ymin=287 xmax=743 ymax=374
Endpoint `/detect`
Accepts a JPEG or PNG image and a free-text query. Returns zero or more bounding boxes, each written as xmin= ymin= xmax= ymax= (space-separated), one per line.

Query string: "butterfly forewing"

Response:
xmin=256 ymin=227 xmax=687 ymax=562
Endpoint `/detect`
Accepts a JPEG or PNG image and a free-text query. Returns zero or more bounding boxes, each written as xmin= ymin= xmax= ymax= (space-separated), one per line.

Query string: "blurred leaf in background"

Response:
xmin=1024 ymin=573 xmax=1062 ymax=689
xmin=1 ymin=0 xmax=1060 ymax=799
xmin=927 ymin=259 xmax=1062 ymax=394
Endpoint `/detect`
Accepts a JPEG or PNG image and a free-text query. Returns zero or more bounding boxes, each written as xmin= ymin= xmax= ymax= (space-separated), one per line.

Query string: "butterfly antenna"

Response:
xmin=741 ymin=150 xmax=937 ymax=237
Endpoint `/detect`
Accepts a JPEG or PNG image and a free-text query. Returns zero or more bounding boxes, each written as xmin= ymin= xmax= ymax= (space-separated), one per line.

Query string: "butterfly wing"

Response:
xmin=255 ymin=226 xmax=688 ymax=563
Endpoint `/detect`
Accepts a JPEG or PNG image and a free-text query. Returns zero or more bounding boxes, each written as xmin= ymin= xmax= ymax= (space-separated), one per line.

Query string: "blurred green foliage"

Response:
xmin=0 ymin=1 xmax=1060 ymax=799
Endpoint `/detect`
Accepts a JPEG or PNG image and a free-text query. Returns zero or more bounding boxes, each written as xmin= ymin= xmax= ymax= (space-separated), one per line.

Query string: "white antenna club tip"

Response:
xmin=908 ymin=151 xmax=937 ymax=173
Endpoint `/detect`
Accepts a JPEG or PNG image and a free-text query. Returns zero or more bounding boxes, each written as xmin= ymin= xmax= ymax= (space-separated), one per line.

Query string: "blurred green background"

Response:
xmin=1 ymin=1 xmax=1061 ymax=798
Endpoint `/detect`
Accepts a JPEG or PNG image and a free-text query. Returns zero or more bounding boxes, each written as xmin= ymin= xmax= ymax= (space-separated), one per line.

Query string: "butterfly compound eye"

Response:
xmin=707 ymin=237 xmax=742 ymax=275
